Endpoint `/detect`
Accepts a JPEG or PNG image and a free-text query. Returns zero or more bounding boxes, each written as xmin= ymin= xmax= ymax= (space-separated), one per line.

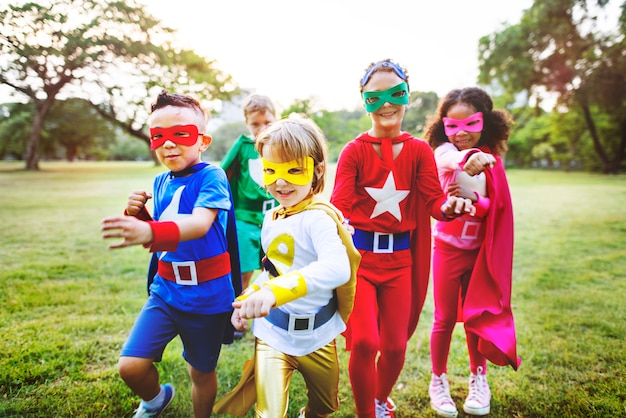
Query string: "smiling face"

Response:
xmin=362 ymin=70 xmax=407 ymax=138
xmin=445 ymin=102 xmax=482 ymax=151
xmin=150 ymin=105 xmax=210 ymax=172
xmin=261 ymin=143 xmax=316 ymax=208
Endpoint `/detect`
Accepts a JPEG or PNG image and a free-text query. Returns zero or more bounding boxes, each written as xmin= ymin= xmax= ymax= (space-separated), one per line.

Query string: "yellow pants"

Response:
xmin=254 ymin=338 xmax=340 ymax=418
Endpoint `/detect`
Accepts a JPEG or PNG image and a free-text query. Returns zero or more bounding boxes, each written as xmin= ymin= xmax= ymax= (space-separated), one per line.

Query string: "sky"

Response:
xmin=143 ymin=0 xmax=534 ymax=113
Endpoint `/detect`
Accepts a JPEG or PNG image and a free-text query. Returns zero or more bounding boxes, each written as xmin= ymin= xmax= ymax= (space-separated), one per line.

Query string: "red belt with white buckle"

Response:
xmin=158 ymin=252 xmax=231 ymax=285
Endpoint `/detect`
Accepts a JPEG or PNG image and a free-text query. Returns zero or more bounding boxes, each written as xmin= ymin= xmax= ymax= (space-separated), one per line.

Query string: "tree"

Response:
xmin=404 ymin=91 xmax=439 ymax=136
xmin=477 ymin=0 xmax=626 ymax=173
xmin=46 ymin=98 xmax=116 ymax=161
xmin=0 ymin=0 xmax=238 ymax=170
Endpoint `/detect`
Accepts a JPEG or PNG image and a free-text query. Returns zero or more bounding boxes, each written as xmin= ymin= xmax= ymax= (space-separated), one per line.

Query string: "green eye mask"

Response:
xmin=362 ymin=82 xmax=410 ymax=112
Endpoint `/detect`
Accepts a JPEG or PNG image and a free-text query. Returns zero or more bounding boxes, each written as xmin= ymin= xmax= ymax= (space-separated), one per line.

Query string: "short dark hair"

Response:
xmin=150 ymin=89 xmax=202 ymax=113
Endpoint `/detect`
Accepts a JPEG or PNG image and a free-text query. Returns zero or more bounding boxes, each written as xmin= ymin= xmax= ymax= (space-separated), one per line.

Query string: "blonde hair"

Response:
xmin=255 ymin=115 xmax=328 ymax=195
xmin=242 ymin=94 xmax=276 ymax=120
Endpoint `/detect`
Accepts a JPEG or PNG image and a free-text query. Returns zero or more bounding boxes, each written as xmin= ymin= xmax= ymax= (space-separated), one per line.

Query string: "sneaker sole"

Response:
xmin=431 ymin=402 xmax=458 ymax=418
xmin=462 ymin=404 xmax=490 ymax=416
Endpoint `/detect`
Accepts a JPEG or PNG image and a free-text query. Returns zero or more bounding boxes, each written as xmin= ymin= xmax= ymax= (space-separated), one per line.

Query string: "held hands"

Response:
xmin=447 ymin=182 xmax=477 ymax=202
xmin=441 ymin=196 xmax=476 ymax=218
xmin=126 ymin=190 xmax=152 ymax=216
xmin=101 ymin=215 xmax=153 ymax=249
xmin=464 ymin=152 xmax=496 ymax=176
xmin=232 ymin=286 xmax=277 ymax=323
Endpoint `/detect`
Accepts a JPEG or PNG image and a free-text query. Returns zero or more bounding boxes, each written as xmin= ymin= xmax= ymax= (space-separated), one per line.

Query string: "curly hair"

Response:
xmin=424 ymin=87 xmax=513 ymax=155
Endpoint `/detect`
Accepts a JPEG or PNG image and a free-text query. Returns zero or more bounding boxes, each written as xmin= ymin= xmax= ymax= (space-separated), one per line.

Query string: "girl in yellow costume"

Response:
xmin=219 ymin=115 xmax=359 ymax=418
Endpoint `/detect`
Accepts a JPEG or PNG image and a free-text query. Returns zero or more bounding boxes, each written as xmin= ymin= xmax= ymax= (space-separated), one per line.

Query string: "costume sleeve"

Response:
xmin=473 ymin=194 xmax=491 ymax=217
xmin=298 ymin=210 xmax=352 ymax=292
xmin=195 ymin=166 xmax=232 ymax=211
xmin=434 ymin=142 xmax=474 ymax=170
xmin=330 ymin=140 xmax=358 ymax=220
xmin=416 ymin=141 xmax=448 ymax=220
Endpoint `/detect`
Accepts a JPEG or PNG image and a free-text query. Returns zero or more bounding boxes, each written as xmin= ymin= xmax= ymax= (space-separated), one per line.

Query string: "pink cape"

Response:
xmin=462 ymin=154 xmax=521 ymax=370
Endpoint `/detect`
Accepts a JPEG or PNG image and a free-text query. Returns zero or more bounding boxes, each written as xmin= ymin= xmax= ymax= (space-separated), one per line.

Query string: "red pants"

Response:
xmin=347 ymin=265 xmax=411 ymax=417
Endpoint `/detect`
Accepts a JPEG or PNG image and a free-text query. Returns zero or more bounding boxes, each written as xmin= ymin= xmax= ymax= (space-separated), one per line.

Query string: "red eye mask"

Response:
xmin=442 ymin=112 xmax=483 ymax=136
xmin=149 ymin=125 xmax=200 ymax=150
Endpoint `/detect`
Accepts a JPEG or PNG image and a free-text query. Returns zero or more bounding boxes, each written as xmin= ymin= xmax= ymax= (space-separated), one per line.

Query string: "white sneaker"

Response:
xmin=429 ymin=373 xmax=458 ymax=417
xmin=375 ymin=397 xmax=396 ymax=418
xmin=298 ymin=407 xmax=305 ymax=418
xmin=463 ymin=366 xmax=490 ymax=416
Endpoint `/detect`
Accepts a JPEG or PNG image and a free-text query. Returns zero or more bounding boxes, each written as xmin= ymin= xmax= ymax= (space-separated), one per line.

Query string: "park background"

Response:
xmin=1 ymin=0 xmax=625 ymax=416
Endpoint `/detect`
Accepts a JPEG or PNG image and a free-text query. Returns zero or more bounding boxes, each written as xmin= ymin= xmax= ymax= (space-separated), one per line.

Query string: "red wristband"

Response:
xmin=147 ymin=221 xmax=180 ymax=252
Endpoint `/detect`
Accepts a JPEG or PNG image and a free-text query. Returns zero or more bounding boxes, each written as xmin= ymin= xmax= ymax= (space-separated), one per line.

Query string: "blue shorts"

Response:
xmin=121 ymin=293 xmax=230 ymax=373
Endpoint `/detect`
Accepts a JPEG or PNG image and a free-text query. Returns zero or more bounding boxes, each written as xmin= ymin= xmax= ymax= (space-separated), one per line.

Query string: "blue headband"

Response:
xmin=360 ymin=61 xmax=407 ymax=87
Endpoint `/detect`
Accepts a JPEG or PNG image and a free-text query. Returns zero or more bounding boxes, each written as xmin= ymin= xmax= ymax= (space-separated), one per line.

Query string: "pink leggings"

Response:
xmin=347 ymin=265 xmax=411 ymax=417
xmin=431 ymin=240 xmax=487 ymax=375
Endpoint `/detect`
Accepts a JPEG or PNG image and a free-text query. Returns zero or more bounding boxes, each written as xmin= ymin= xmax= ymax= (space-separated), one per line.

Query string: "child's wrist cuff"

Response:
xmin=263 ymin=270 xmax=307 ymax=306
xmin=125 ymin=206 xmax=153 ymax=221
xmin=235 ymin=284 xmax=261 ymax=301
xmin=147 ymin=221 xmax=180 ymax=252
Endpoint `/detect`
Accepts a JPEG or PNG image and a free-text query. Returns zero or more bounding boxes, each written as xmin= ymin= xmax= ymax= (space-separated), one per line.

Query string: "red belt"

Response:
xmin=158 ymin=252 xmax=231 ymax=285
xmin=441 ymin=219 xmax=484 ymax=240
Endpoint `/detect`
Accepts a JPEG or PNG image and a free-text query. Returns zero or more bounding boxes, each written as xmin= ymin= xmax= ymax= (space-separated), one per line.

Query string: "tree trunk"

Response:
xmin=25 ymin=99 xmax=54 ymax=171
xmin=25 ymin=110 xmax=44 ymax=170
xmin=580 ymin=104 xmax=616 ymax=174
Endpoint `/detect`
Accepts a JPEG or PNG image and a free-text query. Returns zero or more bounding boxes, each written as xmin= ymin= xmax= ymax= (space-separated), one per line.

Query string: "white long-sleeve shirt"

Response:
xmin=251 ymin=208 xmax=351 ymax=356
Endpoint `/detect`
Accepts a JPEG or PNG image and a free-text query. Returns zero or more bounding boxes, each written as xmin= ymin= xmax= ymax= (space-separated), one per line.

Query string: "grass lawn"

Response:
xmin=0 ymin=161 xmax=624 ymax=417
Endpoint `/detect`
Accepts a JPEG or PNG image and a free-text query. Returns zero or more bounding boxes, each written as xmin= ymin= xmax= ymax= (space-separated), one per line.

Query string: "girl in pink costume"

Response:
xmin=424 ymin=87 xmax=521 ymax=418
xmin=331 ymin=60 xmax=475 ymax=418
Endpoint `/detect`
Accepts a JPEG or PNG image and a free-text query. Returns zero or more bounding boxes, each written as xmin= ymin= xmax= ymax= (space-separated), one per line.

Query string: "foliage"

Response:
xmin=404 ymin=91 xmax=439 ymax=136
xmin=0 ymin=162 xmax=624 ymax=417
xmin=0 ymin=0 xmax=239 ymax=170
xmin=280 ymin=98 xmax=370 ymax=162
xmin=0 ymin=102 xmax=31 ymax=159
xmin=207 ymin=121 xmax=248 ymax=162
xmin=477 ymin=0 xmax=626 ymax=173
xmin=0 ymin=98 xmax=147 ymax=161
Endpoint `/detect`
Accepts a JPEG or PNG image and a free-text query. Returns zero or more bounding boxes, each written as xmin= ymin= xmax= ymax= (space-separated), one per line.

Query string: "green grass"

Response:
xmin=0 ymin=161 xmax=624 ymax=417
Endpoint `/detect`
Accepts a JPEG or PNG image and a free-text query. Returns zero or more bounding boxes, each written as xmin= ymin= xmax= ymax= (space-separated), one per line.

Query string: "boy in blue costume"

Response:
xmin=101 ymin=90 xmax=241 ymax=418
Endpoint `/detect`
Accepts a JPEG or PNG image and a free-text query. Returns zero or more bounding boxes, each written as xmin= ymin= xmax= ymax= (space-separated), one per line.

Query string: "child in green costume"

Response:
xmin=221 ymin=94 xmax=278 ymax=305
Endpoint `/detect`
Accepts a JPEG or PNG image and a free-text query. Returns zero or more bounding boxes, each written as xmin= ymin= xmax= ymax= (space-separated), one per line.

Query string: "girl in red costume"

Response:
xmin=424 ymin=87 xmax=521 ymax=418
xmin=330 ymin=59 xmax=475 ymax=418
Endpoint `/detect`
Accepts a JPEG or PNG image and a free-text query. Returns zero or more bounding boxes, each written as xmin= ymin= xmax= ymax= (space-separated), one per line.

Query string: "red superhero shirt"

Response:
xmin=331 ymin=131 xmax=448 ymax=337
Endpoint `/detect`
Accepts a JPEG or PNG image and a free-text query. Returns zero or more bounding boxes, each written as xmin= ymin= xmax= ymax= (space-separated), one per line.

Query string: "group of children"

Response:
xmin=101 ymin=58 xmax=520 ymax=418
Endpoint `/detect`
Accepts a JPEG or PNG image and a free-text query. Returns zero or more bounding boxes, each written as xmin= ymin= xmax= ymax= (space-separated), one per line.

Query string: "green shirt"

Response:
xmin=221 ymin=134 xmax=277 ymax=225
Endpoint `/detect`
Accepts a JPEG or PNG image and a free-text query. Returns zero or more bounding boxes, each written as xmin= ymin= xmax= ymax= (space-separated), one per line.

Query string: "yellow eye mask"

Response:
xmin=262 ymin=157 xmax=315 ymax=186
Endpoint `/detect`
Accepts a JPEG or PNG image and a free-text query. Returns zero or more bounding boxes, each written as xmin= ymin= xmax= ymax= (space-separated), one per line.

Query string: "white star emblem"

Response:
xmin=158 ymin=185 xmax=190 ymax=258
xmin=365 ymin=172 xmax=409 ymax=221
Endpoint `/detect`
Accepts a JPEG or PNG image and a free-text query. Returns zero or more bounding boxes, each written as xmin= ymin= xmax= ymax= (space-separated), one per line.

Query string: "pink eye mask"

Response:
xmin=149 ymin=125 xmax=200 ymax=150
xmin=442 ymin=112 xmax=483 ymax=136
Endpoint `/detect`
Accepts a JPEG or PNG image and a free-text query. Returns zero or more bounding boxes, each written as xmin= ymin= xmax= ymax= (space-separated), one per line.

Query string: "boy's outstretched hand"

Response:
xmin=101 ymin=216 xmax=153 ymax=249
